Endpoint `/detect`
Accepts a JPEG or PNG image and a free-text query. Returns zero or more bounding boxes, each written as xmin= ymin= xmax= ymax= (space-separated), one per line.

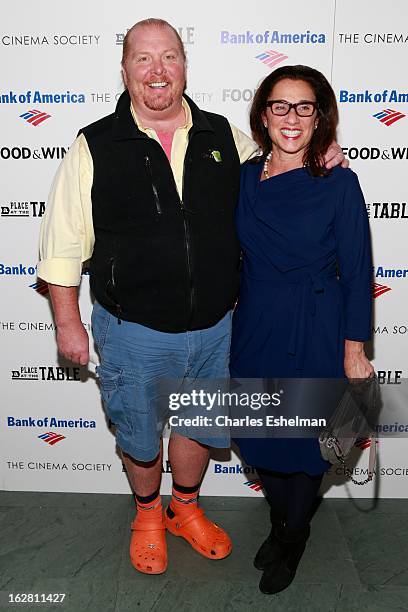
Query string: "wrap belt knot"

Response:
xmin=244 ymin=265 xmax=337 ymax=370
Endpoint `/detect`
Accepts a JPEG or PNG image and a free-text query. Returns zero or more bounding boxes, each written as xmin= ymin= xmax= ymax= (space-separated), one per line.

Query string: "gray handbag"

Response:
xmin=319 ymin=375 xmax=380 ymax=485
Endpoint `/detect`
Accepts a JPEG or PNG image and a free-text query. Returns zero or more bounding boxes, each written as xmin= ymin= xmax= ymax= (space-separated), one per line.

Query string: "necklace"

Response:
xmin=263 ymin=151 xmax=272 ymax=178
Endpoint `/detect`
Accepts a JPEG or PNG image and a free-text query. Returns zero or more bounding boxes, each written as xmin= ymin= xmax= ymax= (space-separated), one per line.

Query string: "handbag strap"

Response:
xmin=340 ymin=432 xmax=377 ymax=486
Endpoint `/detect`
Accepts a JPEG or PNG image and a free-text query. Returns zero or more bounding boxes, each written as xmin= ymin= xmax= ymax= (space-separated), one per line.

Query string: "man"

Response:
xmin=38 ymin=18 xmax=345 ymax=575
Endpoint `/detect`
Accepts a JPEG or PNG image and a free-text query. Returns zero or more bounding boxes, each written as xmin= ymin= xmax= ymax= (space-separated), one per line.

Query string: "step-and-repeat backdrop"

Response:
xmin=1 ymin=0 xmax=407 ymax=498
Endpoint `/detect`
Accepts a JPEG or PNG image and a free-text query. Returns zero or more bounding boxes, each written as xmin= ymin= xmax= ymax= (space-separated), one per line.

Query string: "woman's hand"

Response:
xmin=323 ymin=141 xmax=349 ymax=169
xmin=344 ymin=340 xmax=374 ymax=382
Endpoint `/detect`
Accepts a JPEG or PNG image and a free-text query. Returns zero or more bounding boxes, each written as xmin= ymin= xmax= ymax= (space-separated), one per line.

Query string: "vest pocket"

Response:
xmin=144 ymin=155 xmax=162 ymax=216
xmin=105 ymin=257 xmax=123 ymax=323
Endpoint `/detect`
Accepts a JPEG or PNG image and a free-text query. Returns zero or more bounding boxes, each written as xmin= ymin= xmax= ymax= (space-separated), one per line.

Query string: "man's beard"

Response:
xmin=143 ymin=92 xmax=174 ymax=112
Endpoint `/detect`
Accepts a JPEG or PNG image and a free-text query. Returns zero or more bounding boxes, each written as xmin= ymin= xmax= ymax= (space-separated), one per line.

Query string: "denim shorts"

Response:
xmin=91 ymin=302 xmax=232 ymax=461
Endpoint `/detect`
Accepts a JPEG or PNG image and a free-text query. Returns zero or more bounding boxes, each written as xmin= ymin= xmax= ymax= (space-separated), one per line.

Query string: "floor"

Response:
xmin=0 ymin=492 xmax=407 ymax=612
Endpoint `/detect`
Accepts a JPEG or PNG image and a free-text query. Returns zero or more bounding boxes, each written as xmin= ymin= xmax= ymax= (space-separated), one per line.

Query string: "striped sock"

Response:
xmin=135 ymin=491 xmax=163 ymax=523
xmin=168 ymin=482 xmax=200 ymax=518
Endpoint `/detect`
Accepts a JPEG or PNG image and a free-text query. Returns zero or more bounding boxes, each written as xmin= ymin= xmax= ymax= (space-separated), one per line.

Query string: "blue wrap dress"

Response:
xmin=230 ymin=161 xmax=372 ymax=475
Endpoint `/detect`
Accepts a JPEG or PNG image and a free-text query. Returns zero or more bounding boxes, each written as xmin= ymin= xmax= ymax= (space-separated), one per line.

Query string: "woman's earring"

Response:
xmin=314 ymin=122 xmax=318 ymax=130
xmin=264 ymin=122 xmax=268 ymax=128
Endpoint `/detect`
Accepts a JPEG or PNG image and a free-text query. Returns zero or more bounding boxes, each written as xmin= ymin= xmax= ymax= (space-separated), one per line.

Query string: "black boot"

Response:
xmin=259 ymin=525 xmax=310 ymax=595
xmin=253 ymin=519 xmax=285 ymax=571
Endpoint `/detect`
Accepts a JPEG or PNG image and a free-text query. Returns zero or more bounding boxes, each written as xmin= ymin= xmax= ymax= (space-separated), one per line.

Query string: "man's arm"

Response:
xmin=38 ymin=134 xmax=94 ymax=285
xmin=38 ymin=134 xmax=94 ymax=365
xmin=49 ymin=285 xmax=89 ymax=365
xmin=229 ymin=123 xmax=259 ymax=163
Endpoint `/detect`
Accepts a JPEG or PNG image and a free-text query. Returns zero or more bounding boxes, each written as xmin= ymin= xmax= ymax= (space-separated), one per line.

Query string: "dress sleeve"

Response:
xmin=334 ymin=169 xmax=372 ymax=341
xmin=37 ymin=133 xmax=95 ymax=286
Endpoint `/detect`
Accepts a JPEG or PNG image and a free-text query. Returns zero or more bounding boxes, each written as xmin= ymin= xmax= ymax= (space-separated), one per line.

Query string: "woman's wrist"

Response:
xmin=344 ymin=339 xmax=364 ymax=355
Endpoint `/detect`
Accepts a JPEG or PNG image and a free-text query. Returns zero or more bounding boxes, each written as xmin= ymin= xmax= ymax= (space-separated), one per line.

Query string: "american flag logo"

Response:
xmin=29 ymin=280 xmax=49 ymax=296
xmin=38 ymin=432 xmax=66 ymax=445
xmin=20 ymin=109 xmax=51 ymax=127
xmin=244 ymin=479 xmax=263 ymax=492
xmin=373 ymin=283 xmax=392 ymax=299
xmin=255 ymin=50 xmax=288 ymax=69
xmin=372 ymin=109 xmax=406 ymax=127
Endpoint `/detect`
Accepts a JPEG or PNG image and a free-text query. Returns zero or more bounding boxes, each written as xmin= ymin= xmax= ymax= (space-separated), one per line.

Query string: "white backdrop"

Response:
xmin=1 ymin=0 xmax=407 ymax=498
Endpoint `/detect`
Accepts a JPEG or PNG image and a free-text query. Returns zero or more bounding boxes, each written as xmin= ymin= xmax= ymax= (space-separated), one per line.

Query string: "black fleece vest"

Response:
xmin=81 ymin=91 xmax=241 ymax=332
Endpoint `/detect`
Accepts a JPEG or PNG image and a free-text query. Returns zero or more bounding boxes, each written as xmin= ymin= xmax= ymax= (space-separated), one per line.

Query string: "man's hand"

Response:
xmin=323 ymin=141 xmax=349 ymax=169
xmin=47 ymin=283 xmax=89 ymax=366
xmin=56 ymin=321 xmax=89 ymax=365
xmin=344 ymin=340 xmax=374 ymax=382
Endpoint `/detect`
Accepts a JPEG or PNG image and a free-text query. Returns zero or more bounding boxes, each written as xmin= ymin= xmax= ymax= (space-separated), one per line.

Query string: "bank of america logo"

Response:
xmin=20 ymin=109 xmax=51 ymax=127
xmin=38 ymin=432 xmax=66 ymax=445
xmin=373 ymin=283 xmax=392 ymax=299
xmin=255 ymin=50 xmax=288 ymax=68
xmin=244 ymin=479 xmax=263 ymax=492
xmin=29 ymin=280 xmax=49 ymax=296
xmin=373 ymin=109 xmax=406 ymax=127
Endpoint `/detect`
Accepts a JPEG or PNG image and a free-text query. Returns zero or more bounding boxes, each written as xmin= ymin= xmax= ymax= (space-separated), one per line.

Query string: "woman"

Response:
xmin=230 ymin=65 xmax=374 ymax=594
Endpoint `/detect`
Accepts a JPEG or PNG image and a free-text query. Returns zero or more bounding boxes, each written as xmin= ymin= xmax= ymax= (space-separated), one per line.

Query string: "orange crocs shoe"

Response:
xmin=130 ymin=513 xmax=167 ymax=574
xmin=165 ymin=506 xmax=232 ymax=560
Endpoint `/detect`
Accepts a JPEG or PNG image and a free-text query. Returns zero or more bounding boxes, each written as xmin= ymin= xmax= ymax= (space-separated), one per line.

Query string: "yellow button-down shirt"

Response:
xmin=38 ymin=99 xmax=259 ymax=286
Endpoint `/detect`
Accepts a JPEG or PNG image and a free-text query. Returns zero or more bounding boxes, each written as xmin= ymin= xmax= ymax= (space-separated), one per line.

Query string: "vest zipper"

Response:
xmin=180 ymin=153 xmax=195 ymax=329
xmin=148 ymin=142 xmax=195 ymax=329
xmin=144 ymin=155 xmax=162 ymax=215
